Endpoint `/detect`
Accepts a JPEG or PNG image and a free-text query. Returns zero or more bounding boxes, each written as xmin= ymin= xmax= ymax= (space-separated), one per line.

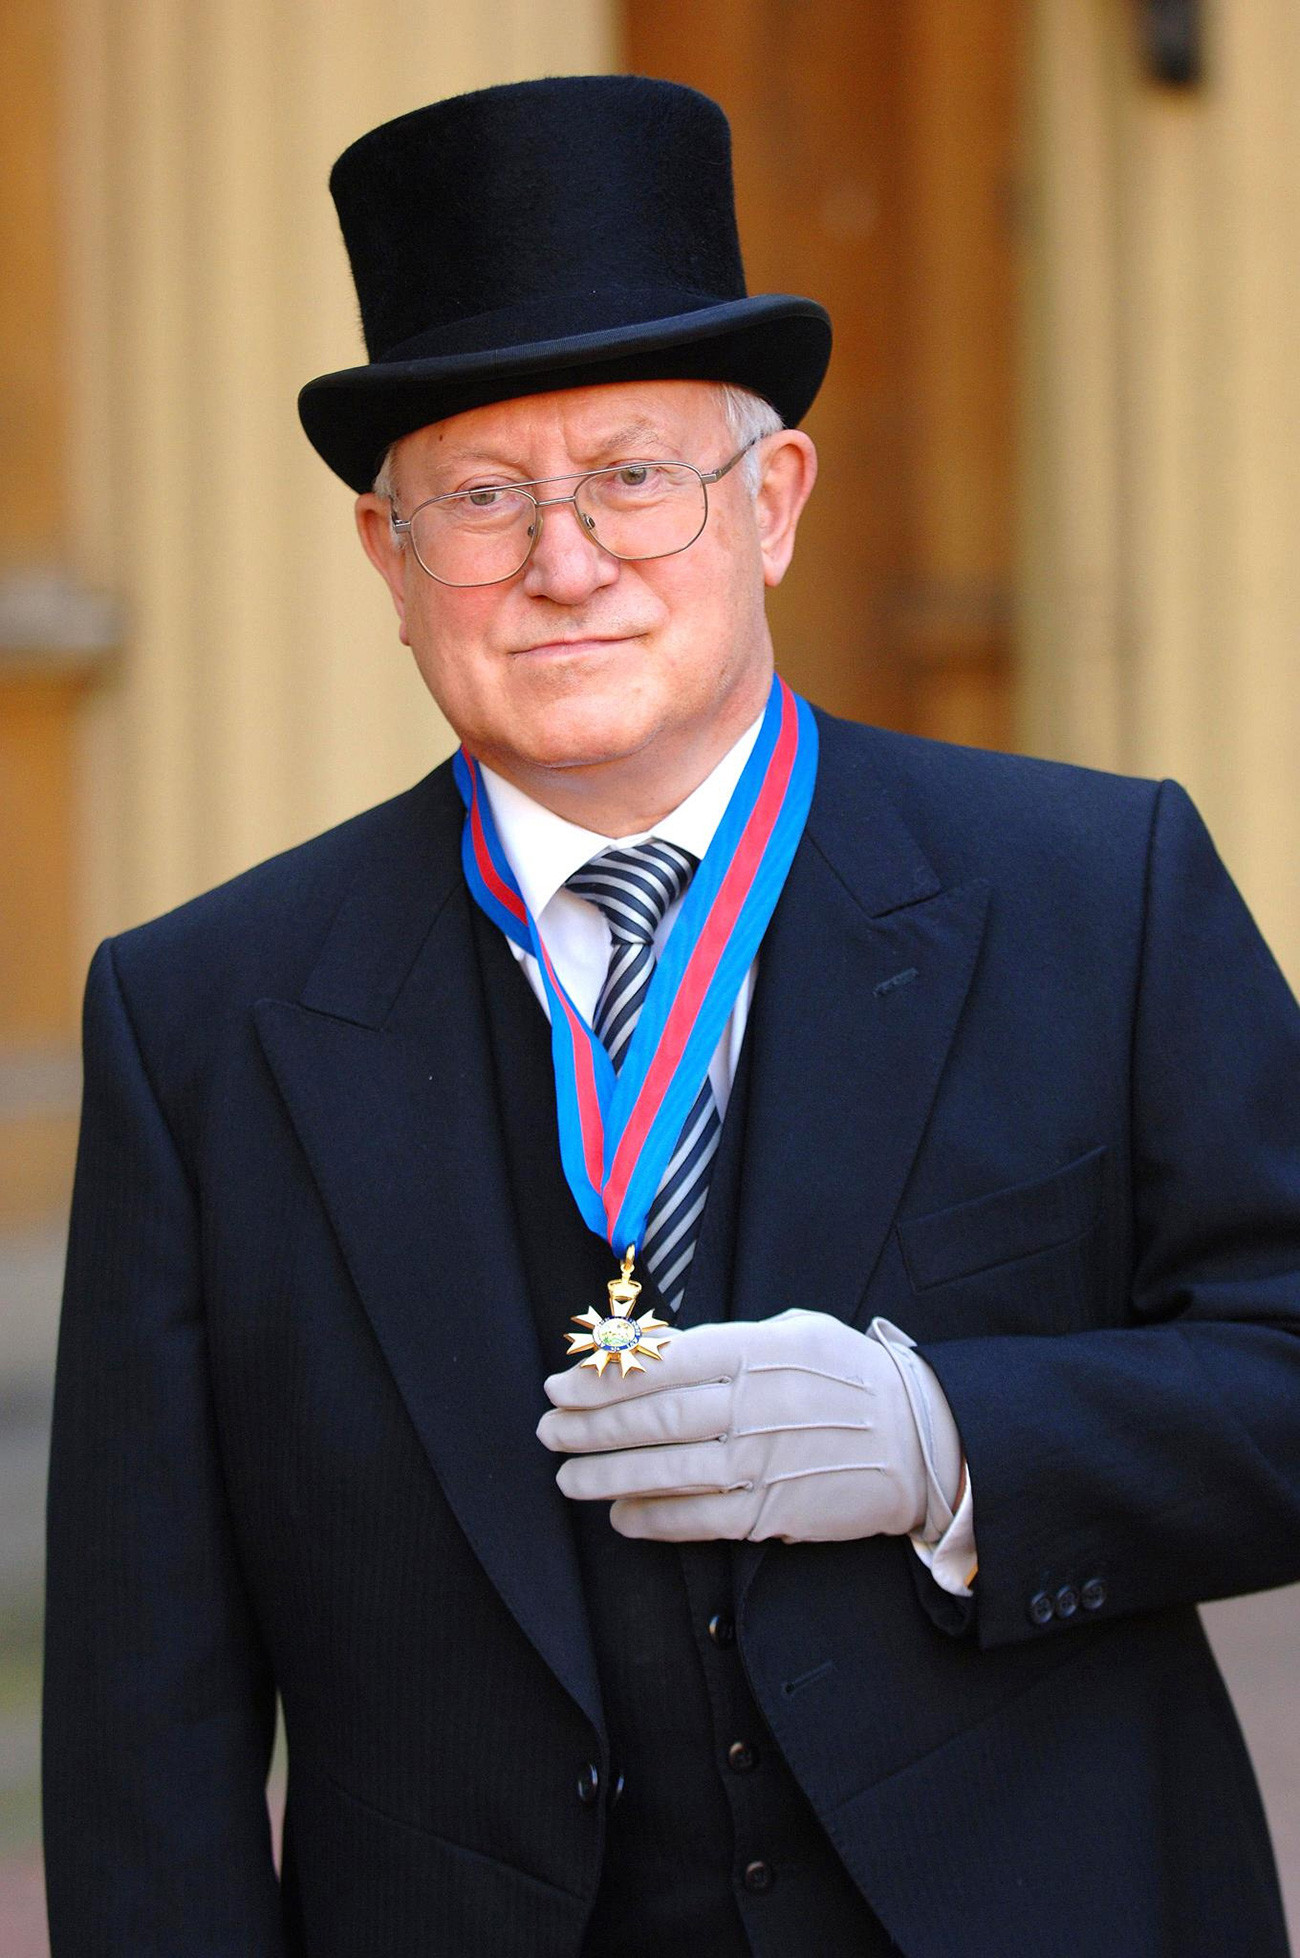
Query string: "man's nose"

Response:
xmin=520 ymin=496 xmax=620 ymax=602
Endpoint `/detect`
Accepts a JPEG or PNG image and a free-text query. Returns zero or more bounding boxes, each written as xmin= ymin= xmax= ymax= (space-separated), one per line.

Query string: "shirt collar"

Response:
xmin=479 ymin=709 xmax=766 ymax=924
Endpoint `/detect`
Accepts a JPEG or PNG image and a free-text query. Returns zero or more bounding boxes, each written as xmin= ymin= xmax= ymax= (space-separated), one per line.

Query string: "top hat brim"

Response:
xmin=298 ymin=294 xmax=831 ymax=494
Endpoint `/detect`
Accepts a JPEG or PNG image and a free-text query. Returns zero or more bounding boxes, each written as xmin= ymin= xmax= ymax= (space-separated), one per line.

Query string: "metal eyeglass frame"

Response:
xmin=387 ymin=436 xmax=762 ymax=588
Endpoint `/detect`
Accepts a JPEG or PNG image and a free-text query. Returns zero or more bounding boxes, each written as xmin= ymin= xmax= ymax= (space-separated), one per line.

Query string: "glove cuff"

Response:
xmin=865 ymin=1317 xmax=965 ymax=1542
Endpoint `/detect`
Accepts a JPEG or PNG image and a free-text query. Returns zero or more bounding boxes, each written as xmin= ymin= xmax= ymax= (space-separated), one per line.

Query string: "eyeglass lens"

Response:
xmin=406 ymin=461 xmax=709 ymax=586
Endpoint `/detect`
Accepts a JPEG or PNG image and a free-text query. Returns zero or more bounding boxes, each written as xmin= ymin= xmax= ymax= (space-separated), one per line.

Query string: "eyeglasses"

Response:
xmin=388 ymin=438 xmax=760 ymax=588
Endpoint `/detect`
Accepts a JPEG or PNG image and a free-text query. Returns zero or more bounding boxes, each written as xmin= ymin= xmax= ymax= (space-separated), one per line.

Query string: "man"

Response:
xmin=43 ymin=74 xmax=1300 ymax=1958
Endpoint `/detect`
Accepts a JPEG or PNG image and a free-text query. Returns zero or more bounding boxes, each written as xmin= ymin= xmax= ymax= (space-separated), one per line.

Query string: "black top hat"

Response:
xmin=298 ymin=75 xmax=832 ymax=493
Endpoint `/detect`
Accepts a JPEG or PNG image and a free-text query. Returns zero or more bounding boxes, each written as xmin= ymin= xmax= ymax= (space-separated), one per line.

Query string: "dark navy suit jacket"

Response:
xmin=44 ymin=710 xmax=1300 ymax=1955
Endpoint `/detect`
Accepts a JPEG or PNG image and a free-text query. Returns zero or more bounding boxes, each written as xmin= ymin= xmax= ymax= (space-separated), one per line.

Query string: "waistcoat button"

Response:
xmin=743 ymin=1859 xmax=774 ymax=1893
xmin=708 ymin=1612 xmax=735 ymax=1647
xmin=727 ymin=1740 xmax=757 ymax=1773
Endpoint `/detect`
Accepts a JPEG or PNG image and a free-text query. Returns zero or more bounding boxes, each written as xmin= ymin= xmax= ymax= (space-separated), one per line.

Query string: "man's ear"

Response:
xmin=355 ymin=494 xmax=411 ymax=645
xmin=754 ymin=431 xmax=818 ymax=589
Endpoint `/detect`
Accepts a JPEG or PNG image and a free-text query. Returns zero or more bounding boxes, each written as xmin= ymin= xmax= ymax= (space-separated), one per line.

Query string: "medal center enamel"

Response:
xmin=595 ymin=1316 xmax=639 ymax=1351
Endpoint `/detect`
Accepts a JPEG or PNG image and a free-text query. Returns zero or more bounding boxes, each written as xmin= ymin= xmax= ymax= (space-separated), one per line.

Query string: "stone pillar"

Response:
xmin=60 ymin=0 xmax=615 ymax=947
xmin=1020 ymin=0 xmax=1300 ymax=983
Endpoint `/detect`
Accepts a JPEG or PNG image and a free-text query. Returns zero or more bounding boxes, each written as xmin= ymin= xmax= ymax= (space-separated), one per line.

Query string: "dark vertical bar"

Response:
xmin=1138 ymin=0 xmax=1203 ymax=88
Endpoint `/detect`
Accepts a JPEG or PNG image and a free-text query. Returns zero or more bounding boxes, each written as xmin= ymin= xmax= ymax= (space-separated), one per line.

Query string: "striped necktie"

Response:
xmin=566 ymin=840 xmax=723 ymax=1317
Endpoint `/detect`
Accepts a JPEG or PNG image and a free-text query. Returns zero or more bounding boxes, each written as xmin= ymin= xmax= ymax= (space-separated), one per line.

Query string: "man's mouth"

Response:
xmin=511 ymin=635 xmax=635 ymax=658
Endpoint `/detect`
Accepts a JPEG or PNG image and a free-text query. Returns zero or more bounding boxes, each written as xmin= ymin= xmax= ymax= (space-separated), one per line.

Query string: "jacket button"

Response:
xmin=611 ymin=1771 xmax=626 ymax=1808
xmin=743 ymin=1859 xmax=774 ymax=1894
xmin=1028 ymin=1590 xmax=1055 ymax=1627
xmin=576 ymin=1763 xmax=600 ymax=1806
xmin=727 ymin=1740 xmax=757 ymax=1773
xmin=1081 ymin=1577 xmax=1107 ymax=1612
xmin=1055 ymin=1584 xmax=1080 ymax=1620
xmin=708 ymin=1612 xmax=735 ymax=1647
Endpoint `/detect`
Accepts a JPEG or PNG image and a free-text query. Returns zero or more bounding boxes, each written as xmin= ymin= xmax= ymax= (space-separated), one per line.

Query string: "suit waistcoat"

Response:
xmin=470 ymin=904 xmax=897 ymax=1957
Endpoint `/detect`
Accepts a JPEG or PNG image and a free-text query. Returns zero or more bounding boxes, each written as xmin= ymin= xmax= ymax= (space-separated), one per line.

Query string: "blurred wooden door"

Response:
xmin=1 ymin=0 xmax=111 ymax=1221
xmin=623 ymin=0 xmax=1020 ymax=746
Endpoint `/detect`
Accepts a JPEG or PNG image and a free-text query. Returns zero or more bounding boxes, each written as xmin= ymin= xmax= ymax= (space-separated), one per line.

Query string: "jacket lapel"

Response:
xmin=733 ymin=714 xmax=990 ymax=1331
xmin=254 ymin=768 xmax=602 ymax=1736
xmin=730 ymin=716 xmax=989 ymax=1607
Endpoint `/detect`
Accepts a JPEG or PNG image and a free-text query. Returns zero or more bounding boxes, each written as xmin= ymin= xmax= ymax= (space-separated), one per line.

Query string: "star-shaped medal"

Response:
xmin=565 ymin=1247 xmax=672 ymax=1377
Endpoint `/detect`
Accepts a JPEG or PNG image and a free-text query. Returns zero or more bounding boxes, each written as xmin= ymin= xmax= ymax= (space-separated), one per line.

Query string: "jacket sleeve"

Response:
xmin=919 ymin=780 xmax=1300 ymax=1650
xmin=43 ymin=939 xmax=285 ymax=1954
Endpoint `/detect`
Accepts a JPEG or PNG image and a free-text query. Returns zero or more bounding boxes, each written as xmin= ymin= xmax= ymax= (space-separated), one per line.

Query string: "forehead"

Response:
xmin=395 ymin=378 xmax=728 ymax=481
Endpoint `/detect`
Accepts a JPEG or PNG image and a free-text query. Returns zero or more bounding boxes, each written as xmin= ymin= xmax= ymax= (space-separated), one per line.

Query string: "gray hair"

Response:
xmin=372 ymin=381 xmax=784 ymax=519
xmin=372 ymin=445 xmax=399 ymax=506
xmin=713 ymin=383 xmax=784 ymax=493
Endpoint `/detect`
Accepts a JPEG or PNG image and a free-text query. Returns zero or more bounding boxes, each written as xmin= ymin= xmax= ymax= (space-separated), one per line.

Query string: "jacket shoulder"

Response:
xmin=815 ymin=711 xmax=1164 ymax=886
xmin=103 ymin=764 xmax=458 ymax=1023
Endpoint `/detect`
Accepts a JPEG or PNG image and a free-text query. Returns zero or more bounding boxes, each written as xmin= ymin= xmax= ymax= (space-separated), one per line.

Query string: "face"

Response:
xmin=355 ymin=379 xmax=816 ymax=824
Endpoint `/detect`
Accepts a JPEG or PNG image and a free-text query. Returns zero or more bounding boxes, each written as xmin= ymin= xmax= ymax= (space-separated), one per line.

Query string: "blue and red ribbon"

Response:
xmin=454 ymin=673 xmax=818 ymax=1256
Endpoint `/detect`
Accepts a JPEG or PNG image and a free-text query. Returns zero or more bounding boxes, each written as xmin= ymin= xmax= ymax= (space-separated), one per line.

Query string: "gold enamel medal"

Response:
xmin=566 ymin=1247 xmax=672 ymax=1377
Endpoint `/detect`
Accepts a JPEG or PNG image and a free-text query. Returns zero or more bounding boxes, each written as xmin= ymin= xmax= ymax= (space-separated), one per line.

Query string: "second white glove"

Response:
xmin=538 ymin=1309 xmax=964 ymax=1544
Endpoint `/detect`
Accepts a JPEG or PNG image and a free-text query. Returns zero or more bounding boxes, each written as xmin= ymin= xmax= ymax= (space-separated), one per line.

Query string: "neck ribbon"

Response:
xmin=454 ymin=673 xmax=818 ymax=1257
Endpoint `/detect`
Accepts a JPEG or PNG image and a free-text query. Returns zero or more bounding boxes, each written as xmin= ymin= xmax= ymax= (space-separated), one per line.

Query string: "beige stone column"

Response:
xmin=60 ymin=0 xmax=615 ymax=950
xmin=1021 ymin=0 xmax=1300 ymax=984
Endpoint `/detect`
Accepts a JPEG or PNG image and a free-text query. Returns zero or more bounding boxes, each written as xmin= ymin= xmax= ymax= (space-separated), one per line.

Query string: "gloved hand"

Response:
xmin=537 ymin=1310 xmax=964 ymax=1544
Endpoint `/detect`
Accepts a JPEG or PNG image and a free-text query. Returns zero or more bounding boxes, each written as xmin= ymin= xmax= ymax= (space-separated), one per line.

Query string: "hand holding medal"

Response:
xmin=538 ymin=1312 xmax=966 ymax=1546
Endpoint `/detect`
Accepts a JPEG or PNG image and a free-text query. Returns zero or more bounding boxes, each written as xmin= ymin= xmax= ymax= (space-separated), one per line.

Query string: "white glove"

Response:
xmin=537 ymin=1310 xmax=964 ymax=1544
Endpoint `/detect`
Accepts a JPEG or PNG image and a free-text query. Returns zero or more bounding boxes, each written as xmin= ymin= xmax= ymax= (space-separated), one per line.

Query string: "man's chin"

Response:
xmin=528 ymin=732 xmax=655 ymax=776
xmin=508 ymin=698 xmax=660 ymax=776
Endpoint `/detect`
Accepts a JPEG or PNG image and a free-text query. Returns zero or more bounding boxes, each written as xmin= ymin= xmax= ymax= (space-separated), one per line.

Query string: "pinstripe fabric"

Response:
xmin=566 ymin=841 xmax=722 ymax=1315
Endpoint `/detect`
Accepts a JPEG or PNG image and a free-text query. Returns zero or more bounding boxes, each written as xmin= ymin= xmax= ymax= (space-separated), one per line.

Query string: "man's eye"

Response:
xmin=616 ymin=464 xmax=652 ymax=487
xmin=465 ymin=487 xmax=506 ymax=508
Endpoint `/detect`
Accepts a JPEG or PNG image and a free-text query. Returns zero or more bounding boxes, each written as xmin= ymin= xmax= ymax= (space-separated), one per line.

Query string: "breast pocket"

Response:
xmin=896 ymin=1145 xmax=1107 ymax=1337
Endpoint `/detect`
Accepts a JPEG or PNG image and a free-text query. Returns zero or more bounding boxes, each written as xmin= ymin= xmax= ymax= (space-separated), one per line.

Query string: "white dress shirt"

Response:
xmin=480 ymin=716 xmax=976 ymax=1597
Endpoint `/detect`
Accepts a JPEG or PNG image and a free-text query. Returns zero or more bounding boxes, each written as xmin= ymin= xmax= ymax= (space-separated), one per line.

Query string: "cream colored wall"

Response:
xmin=60 ymin=0 xmax=615 ymax=951
xmin=1021 ymin=0 xmax=1300 ymax=985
